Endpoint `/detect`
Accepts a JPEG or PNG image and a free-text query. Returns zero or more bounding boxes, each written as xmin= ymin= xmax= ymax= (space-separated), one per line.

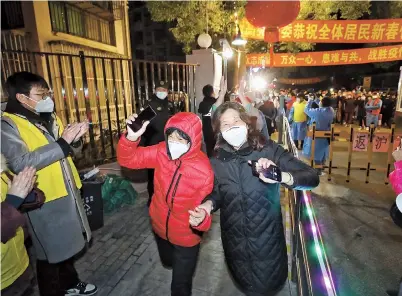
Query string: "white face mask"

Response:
xmin=24 ymin=95 xmax=54 ymax=113
xmin=168 ymin=141 xmax=190 ymax=160
xmin=222 ymin=125 xmax=248 ymax=148
xmin=156 ymin=91 xmax=168 ymax=100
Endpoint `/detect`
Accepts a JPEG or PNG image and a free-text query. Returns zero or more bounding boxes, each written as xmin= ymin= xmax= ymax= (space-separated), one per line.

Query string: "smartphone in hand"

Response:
xmin=128 ymin=106 xmax=157 ymax=132
xmin=251 ymin=160 xmax=282 ymax=182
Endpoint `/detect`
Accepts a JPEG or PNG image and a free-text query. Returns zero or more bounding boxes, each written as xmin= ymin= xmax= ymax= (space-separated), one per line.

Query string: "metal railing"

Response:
xmin=281 ymin=117 xmax=338 ymax=296
xmin=1 ymin=49 xmax=197 ymax=168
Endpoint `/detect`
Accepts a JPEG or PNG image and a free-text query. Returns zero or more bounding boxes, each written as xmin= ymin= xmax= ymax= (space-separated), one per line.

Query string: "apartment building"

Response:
xmin=129 ymin=2 xmax=185 ymax=62
xmin=1 ymin=1 xmax=132 ymax=127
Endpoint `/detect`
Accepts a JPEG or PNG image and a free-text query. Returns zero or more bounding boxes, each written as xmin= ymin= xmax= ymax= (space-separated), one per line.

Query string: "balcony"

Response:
xmin=69 ymin=1 xmax=124 ymax=20
xmin=49 ymin=1 xmax=115 ymax=46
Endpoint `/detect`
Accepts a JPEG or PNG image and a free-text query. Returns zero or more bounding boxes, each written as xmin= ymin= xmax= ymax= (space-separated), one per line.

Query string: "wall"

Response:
xmin=186 ymin=49 xmax=222 ymax=112
xmin=21 ymin=1 xmax=129 ymax=57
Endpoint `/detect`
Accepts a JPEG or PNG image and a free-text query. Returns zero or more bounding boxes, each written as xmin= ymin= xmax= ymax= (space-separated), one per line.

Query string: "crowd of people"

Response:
xmin=198 ymin=85 xmax=397 ymax=176
xmin=0 ymin=70 xmax=399 ymax=296
xmin=119 ymin=76 xmax=319 ymax=296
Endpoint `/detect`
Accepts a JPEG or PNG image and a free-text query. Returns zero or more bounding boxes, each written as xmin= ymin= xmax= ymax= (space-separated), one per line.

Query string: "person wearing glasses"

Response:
xmin=1 ymin=72 xmax=97 ymax=296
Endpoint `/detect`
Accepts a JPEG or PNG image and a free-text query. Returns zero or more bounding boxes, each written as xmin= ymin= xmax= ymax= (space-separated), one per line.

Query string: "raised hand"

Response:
xmin=126 ymin=114 xmax=149 ymax=142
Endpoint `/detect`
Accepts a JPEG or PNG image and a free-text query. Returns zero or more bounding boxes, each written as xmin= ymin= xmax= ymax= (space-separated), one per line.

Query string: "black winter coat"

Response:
xmin=141 ymin=95 xmax=173 ymax=146
xmin=207 ymin=141 xmax=319 ymax=294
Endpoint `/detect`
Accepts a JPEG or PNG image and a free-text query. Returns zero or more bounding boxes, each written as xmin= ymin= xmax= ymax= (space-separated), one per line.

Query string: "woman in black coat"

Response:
xmin=196 ymin=102 xmax=320 ymax=296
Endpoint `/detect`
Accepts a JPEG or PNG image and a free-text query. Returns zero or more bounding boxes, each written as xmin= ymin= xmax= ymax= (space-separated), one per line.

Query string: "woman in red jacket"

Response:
xmin=117 ymin=112 xmax=214 ymax=296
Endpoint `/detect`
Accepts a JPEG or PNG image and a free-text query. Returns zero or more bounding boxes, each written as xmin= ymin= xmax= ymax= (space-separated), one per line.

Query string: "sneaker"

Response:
xmin=65 ymin=282 xmax=98 ymax=296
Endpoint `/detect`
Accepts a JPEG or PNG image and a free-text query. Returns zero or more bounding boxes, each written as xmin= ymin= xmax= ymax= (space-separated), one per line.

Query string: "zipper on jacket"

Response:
xmin=165 ymin=161 xmax=181 ymax=241
xmin=171 ymin=174 xmax=182 ymax=202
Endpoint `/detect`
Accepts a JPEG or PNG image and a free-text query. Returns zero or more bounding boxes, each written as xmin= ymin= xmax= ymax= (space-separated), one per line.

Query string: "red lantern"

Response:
xmin=245 ymin=1 xmax=300 ymax=43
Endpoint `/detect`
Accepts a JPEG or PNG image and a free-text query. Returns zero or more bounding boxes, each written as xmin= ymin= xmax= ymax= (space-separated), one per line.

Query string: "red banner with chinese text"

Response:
xmin=245 ymin=44 xmax=402 ymax=67
xmin=277 ymin=77 xmax=327 ymax=85
xmin=240 ymin=18 xmax=402 ymax=43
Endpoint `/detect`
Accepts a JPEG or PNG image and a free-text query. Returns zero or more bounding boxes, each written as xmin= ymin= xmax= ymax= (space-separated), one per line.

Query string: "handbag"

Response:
xmin=4 ymin=172 xmax=46 ymax=211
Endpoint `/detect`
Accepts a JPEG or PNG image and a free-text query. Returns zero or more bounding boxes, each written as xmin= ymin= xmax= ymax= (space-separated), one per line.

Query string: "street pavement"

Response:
xmin=311 ymin=170 xmax=401 ymax=296
xmin=29 ymin=190 xmax=296 ymax=296
xmin=26 ymin=124 xmax=399 ymax=296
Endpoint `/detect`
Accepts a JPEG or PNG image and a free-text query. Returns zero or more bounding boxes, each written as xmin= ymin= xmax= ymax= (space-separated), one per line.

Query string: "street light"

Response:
xmin=232 ymin=25 xmax=247 ymax=46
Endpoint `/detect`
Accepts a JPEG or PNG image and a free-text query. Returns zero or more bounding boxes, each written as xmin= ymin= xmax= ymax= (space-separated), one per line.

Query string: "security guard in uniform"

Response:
xmin=141 ymin=80 xmax=173 ymax=207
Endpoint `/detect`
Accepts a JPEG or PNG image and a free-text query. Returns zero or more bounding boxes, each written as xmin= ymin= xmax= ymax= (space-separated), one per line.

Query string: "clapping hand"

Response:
xmin=62 ymin=121 xmax=89 ymax=144
xmin=7 ymin=167 xmax=37 ymax=199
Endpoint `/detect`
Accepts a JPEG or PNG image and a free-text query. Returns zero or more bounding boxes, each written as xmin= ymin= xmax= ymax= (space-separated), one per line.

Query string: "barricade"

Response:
xmin=307 ymin=123 xmax=400 ymax=184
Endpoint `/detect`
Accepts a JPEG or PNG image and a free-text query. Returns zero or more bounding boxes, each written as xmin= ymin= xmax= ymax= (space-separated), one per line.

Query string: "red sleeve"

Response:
xmin=192 ymin=209 xmax=212 ymax=232
xmin=192 ymin=173 xmax=214 ymax=232
xmin=1 ymin=200 xmax=25 ymax=243
xmin=117 ymin=135 xmax=159 ymax=169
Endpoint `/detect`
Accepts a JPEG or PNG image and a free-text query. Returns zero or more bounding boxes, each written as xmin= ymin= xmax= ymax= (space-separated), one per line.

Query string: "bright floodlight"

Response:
xmin=250 ymin=76 xmax=267 ymax=91
xmin=232 ymin=37 xmax=247 ymax=46
xmin=223 ymin=49 xmax=233 ymax=59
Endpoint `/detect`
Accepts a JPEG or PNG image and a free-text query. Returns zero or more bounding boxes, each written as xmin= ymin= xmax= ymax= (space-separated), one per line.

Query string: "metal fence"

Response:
xmin=281 ymin=118 xmax=338 ymax=296
xmin=1 ymin=49 xmax=197 ymax=168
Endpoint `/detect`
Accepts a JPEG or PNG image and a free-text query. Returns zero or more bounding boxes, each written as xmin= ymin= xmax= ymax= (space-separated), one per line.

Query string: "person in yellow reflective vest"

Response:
xmin=1 ymin=72 xmax=97 ymax=296
xmin=1 ymin=154 xmax=36 ymax=296
xmin=288 ymin=93 xmax=308 ymax=149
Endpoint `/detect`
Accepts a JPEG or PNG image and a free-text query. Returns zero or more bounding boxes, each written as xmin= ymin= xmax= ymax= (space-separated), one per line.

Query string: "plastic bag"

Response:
xmin=101 ymin=174 xmax=138 ymax=213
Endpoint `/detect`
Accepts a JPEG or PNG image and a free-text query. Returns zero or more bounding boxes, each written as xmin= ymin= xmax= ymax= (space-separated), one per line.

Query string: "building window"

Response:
xmin=135 ymin=49 xmax=144 ymax=60
xmin=49 ymin=2 xmax=115 ymax=46
xmin=1 ymin=1 xmax=24 ymax=30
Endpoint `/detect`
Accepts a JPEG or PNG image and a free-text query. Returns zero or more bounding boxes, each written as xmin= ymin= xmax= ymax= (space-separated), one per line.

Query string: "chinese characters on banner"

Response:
xmin=240 ymin=18 xmax=402 ymax=43
xmin=245 ymin=44 xmax=402 ymax=67
xmin=352 ymin=133 xmax=402 ymax=152
xmin=277 ymin=77 xmax=327 ymax=85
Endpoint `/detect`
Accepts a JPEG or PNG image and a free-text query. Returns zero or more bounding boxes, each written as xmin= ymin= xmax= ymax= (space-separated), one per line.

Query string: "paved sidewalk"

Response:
xmin=29 ymin=192 xmax=295 ymax=296
xmin=77 ymin=193 xmax=295 ymax=296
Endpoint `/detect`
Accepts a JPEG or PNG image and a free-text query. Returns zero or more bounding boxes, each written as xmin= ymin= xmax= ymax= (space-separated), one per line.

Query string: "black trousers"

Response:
xmin=154 ymin=235 xmax=200 ymax=296
xmin=147 ymin=169 xmax=155 ymax=207
xmin=36 ymin=258 xmax=79 ymax=296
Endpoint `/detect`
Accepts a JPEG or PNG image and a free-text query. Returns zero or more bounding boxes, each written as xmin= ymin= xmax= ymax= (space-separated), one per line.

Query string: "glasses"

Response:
xmin=31 ymin=92 xmax=54 ymax=100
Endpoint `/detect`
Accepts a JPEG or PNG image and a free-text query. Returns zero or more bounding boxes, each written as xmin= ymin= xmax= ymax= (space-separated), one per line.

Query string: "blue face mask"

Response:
xmin=156 ymin=91 xmax=168 ymax=100
xmin=24 ymin=95 xmax=54 ymax=113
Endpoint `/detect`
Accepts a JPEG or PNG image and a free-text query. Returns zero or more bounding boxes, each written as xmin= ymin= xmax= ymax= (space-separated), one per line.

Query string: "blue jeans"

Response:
xmin=366 ymin=114 xmax=379 ymax=127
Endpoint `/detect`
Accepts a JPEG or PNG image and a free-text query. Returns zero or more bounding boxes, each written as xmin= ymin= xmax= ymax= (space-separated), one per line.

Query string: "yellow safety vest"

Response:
xmin=1 ymin=173 xmax=29 ymax=289
xmin=293 ymin=101 xmax=307 ymax=123
xmin=2 ymin=113 xmax=82 ymax=203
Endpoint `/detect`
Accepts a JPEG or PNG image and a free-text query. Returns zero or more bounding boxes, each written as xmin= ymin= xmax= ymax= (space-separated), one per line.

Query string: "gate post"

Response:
xmin=79 ymin=51 xmax=97 ymax=162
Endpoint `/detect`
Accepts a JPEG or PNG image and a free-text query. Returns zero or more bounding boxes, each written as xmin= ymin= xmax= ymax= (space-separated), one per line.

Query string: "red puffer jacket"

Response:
xmin=117 ymin=112 xmax=214 ymax=247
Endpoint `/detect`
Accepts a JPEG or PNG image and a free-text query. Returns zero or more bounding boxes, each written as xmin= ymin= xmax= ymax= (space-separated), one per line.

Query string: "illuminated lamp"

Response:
xmin=197 ymin=33 xmax=212 ymax=49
